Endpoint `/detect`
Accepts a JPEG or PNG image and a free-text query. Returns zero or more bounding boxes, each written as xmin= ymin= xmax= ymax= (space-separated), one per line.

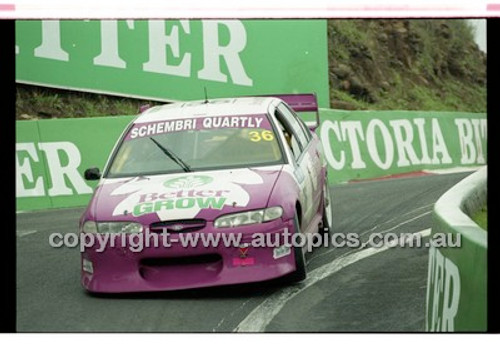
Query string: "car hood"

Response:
xmin=91 ymin=166 xmax=283 ymax=224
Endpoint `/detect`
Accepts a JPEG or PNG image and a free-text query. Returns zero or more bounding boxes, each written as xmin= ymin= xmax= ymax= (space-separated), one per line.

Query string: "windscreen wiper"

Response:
xmin=149 ymin=137 xmax=192 ymax=172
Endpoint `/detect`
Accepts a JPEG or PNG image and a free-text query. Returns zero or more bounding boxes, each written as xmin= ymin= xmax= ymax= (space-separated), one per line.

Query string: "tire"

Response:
xmin=321 ymin=179 xmax=333 ymax=234
xmin=285 ymin=212 xmax=307 ymax=283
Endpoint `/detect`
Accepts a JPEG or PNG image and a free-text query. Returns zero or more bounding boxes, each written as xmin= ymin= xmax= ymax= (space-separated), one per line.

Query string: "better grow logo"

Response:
xmin=133 ymin=175 xmax=225 ymax=217
xmin=110 ymin=169 xmax=263 ymax=220
xmin=133 ymin=196 xmax=227 ymax=217
xmin=163 ymin=175 xmax=213 ymax=189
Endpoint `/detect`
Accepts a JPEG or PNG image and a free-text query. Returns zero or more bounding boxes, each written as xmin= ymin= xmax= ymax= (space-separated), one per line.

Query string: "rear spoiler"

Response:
xmin=260 ymin=93 xmax=320 ymax=131
xmin=139 ymin=93 xmax=321 ymax=130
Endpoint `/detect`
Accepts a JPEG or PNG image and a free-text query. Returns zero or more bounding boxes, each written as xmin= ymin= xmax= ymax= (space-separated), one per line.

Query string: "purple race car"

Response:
xmin=80 ymin=94 xmax=332 ymax=293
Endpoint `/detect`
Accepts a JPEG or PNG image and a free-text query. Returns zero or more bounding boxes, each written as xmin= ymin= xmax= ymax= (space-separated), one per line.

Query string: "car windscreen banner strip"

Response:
xmin=126 ymin=115 xmax=272 ymax=140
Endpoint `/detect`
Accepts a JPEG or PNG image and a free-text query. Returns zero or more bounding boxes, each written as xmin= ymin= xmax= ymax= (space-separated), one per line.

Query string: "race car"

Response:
xmin=80 ymin=93 xmax=332 ymax=293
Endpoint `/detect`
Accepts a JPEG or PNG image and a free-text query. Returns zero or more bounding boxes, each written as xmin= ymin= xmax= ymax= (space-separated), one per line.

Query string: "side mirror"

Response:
xmin=84 ymin=167 xmax=101 ymax=181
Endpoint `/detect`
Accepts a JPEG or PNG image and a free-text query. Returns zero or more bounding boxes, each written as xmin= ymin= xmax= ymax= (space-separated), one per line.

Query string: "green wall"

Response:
xmin=16 ymin=110 xmax=487 ymax=211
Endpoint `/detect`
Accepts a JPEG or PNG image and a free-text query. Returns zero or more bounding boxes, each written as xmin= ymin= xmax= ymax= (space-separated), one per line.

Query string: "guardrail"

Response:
xmin=426 ymin=166 xmax=487 ymax=332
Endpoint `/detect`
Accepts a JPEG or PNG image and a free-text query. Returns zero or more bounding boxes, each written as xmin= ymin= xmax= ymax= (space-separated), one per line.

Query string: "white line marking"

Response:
xmin=359 ymin=210 xmax=431 ymax=238
xmin=419 ymin=229 xmax=432 ymax=238
xmin=233 ymin=228 xmax=431 ymax=332
xmin=17 ymin=230 xmax=38 ymax=237
xmin=212 ymin=298 xmax=253 ymax=332
xmin=308 ymin=210 xmax=432 ymax=264
xmin=382 ymin=203 xmax=434 ymax=226
xmin=423 ymin=166 xmax=482 ymax=175
xmin=307 ymin=223 xmax=380 ymax=264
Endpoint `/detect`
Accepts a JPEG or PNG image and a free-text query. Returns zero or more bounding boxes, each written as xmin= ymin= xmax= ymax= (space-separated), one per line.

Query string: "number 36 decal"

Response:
xmin=249 ymin=131 xmax=274 ymax=142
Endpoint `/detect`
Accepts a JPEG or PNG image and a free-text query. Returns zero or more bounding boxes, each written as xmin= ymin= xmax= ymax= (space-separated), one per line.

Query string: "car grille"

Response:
xmin=149 ymin=219 xmax=207 ymax=234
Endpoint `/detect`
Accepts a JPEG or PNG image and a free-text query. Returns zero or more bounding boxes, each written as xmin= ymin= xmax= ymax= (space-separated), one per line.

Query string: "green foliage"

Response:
xmin=331 ymin=90 xmax=371 ymax=110
xmin=472 ymin=205 xmax=488 ymax=231
xmin=16 ymin=85 xmax=159 ymax=119
xmin=328 ymin=19 xmax=486 ymax=112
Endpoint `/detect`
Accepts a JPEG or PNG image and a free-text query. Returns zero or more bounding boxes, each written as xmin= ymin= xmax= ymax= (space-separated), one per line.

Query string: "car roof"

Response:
xmin=135 ymin=97 xmax=279 ymax=123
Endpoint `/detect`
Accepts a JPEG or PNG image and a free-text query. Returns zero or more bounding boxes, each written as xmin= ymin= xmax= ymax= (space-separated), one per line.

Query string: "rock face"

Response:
xmin=327 ymin=19 xmax=486 ymax=112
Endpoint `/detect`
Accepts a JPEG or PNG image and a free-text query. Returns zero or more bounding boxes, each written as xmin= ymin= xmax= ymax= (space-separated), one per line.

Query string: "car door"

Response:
xmin=275 ymin=103 xmax=322 ymax=230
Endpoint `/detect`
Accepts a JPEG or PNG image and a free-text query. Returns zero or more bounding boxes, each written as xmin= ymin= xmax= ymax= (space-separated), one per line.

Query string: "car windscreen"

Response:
xmin=106 ymin=114 xmax=284 ymax=177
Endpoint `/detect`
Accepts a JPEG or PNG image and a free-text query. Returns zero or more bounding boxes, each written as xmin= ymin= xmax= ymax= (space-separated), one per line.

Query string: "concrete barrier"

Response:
xmin=16 ymin=109 xmax=487 ymax=211
xmin=319 ymin=109 xmax=487 ymax=183
xmin=426 ymin=166 xmax=487 ymax=332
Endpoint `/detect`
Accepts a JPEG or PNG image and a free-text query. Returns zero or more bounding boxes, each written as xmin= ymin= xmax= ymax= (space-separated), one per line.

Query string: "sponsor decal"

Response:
xmin=133 ymin=196 xmax=227 ymax=217
xmin=110 ymin=169 xmax=264 ymax=220
xmin=202 ymin=116 xmax=265 ymax=129
xmin=133 ymin=177 xmax=229 ymax=216
xmin=239 ymin=244 xmax=250 ymax=258
xmin=273 ymin=245 xmax=291 ymax=259
xmin=127 ymin=115 xmax=269 ymax=140
xmin=82 ymin=259 xmax=94 ymax=274
xmin=129 ymin=119 xmax=199 ymax=139
xmin=163 ymin=175 xmax=213 ymax=189
xmin=232 ymin=257 xmax=255 ymax=266
xmin=248 ymin=130 xmax=274 ymax=142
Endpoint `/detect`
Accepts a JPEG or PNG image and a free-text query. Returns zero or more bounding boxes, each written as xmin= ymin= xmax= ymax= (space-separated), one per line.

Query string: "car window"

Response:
xmin=295 ymin=113 xmax=313 ymax=142
xmin=106 ymin=115 xmax=284 ymax=177
xmin=277 ymin=103 xmax=310 ymax=150
xmin=274 ymin=110 xmax=303 ymax=162
xmin=273 ymin=116 xmax=300 ymax=160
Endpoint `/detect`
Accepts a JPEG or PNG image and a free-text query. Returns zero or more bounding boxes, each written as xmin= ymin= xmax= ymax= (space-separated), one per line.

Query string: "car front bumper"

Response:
xmin=81 ymin=218 xmax=298 ymax=293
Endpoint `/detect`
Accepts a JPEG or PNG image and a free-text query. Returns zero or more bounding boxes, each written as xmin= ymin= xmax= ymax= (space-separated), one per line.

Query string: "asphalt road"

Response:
xmin=16 ymin=171 xmax=471 ymax=332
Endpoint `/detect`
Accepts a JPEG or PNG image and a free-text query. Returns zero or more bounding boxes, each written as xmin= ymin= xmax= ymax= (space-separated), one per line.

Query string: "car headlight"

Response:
xmin=214 ymin=206 xmax=283 ymax=228
xmin=82 ymin=221 xmax=143 ymax=234
xmin=82 ymin=221 xmax=98 ymax=234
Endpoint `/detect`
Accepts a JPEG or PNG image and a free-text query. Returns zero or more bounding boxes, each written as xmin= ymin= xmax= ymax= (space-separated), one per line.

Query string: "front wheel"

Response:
xmin=284 ymin=213 xmax=307 ymax=283
xmin=321 ymin=179 xmax=333 ymax=233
